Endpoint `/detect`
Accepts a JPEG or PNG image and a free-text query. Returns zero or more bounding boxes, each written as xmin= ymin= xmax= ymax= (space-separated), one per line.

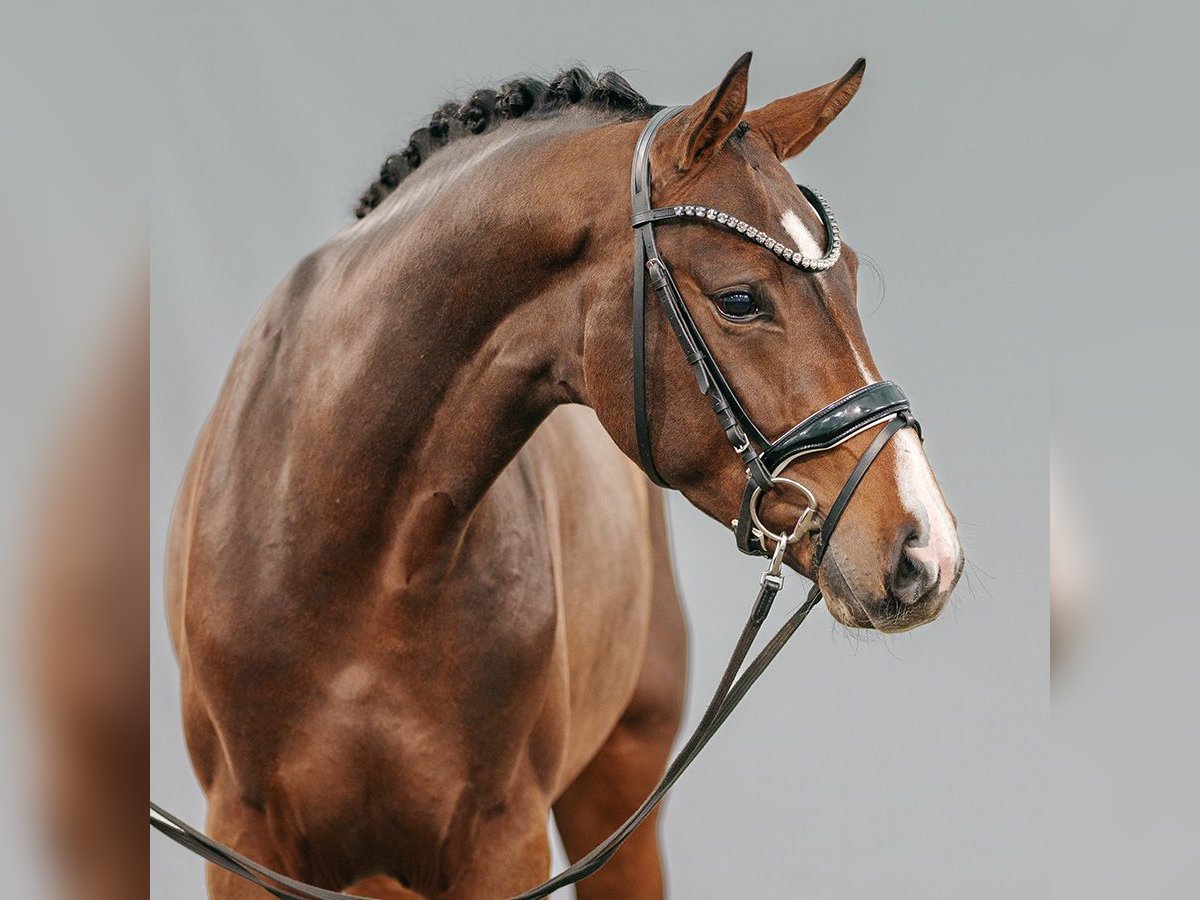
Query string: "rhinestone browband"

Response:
xmin=656 ymin=189 xmax=842 ymax=272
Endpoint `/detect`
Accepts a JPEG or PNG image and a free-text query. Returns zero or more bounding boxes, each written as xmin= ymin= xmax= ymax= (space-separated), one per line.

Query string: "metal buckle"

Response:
xmin=760 ymin=534 xmax=789 ymax=589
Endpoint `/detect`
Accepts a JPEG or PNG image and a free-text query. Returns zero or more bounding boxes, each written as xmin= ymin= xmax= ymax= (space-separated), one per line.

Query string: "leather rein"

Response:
xmin=150 ymin=106 xmax=920 ymax=899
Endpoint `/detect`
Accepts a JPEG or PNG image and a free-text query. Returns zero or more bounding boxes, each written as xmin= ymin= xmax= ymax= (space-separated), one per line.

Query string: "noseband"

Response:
xmin=150 ymin=106 xmax=927 ymax=900
xmin=631 ymin=105 xmax=919 ymax=567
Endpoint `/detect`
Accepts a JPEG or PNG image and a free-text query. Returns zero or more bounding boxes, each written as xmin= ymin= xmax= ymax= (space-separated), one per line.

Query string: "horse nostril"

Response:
xmin=890 ymin=529 xmax=937 ymax=605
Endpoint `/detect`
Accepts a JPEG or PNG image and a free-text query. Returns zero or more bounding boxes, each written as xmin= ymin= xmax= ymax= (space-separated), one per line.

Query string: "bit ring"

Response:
xmin=748 ymin=476 xmax=818 ymax=550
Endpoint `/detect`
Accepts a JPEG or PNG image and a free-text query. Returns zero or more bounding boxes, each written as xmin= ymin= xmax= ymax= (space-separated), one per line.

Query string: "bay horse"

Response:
xmin=165 ymin=54 xmax=962 ymax=898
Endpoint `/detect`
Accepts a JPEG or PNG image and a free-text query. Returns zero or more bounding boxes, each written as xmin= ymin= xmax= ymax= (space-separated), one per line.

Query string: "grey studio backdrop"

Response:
xmin=151 ymin=2 xmax=1048 ymax=897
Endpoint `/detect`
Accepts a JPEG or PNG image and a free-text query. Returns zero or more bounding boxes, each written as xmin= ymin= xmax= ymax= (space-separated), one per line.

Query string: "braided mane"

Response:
xmin=355 ymin=67 xmax=652 ymax=218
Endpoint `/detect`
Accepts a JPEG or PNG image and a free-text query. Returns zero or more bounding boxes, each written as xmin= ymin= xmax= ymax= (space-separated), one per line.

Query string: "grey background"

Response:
xmin=1040 ymin=7 xmax=1198 ymax=899
xmin=0 ymin=3 xmax=144 ymax=896
xmin=151 ymin=2 xmax=1048 ymax=897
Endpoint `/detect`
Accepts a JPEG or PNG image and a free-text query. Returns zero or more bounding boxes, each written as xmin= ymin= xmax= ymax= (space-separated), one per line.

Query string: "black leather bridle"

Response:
xmin=630 ymin=105 xmax=918 ymax=565
xmin=149 ymin=105 xmax=922 ymax=900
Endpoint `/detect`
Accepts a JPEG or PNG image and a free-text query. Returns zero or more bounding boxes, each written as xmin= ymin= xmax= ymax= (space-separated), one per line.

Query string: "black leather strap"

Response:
xmin=643 ymin=259 xmax=772 ymax=487
xmin=630 ymin=106 xmax=772 ymax=489
xmin=812 ymin=412 xmax=915 ymax=567
xmin=151 ymin=803 xmax=351 ymax=900
xmin=630 ymin=207 xmax=687 ymax=226
xmin=762 ymin=381 xmax=910 ymax=472
xmin=797 ymin=184 xmax=835 ymax=252
xmin=734 ymin=484 xmax=767 ymax=557
xmin=631 ymin=106 xmax=683 ymax=487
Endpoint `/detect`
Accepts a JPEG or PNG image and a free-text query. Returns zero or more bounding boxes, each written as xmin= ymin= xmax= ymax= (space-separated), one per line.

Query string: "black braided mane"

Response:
xmin=355 ymin=67 xmax=652 ymax=218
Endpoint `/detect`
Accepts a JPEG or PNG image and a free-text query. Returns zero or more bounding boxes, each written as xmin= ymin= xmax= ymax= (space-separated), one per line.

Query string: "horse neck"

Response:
xmin=325 ymin=115 xmax=631 ymax=584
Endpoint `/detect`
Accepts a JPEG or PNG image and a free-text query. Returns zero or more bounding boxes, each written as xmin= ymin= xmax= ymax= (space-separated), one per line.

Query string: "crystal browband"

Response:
xmin=630 ymin=185 xmax=842 ymax=272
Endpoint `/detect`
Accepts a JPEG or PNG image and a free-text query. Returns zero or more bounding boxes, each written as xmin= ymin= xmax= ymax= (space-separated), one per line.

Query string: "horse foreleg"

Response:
xmin=551 ymin=562 xmax=687 ymax=900
xmin=434 ymin=790 xmax=552 ymax=900
xmin=202 ymin=789 xmax=300 ymax=900
xmin=551 ymin=712 xmax=681 ymax=899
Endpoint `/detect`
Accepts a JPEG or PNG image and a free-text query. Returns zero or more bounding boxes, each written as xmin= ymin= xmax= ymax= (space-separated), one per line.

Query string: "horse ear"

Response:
xmin=745 ymin=58 xmax=865 ymax=160
xmin=670 ymin=52 xmax=752 ymax=173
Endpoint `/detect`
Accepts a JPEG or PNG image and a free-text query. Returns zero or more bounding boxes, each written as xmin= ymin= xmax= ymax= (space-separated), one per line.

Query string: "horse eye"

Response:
xmin=715 ymin=291 xmax=760 ymax=321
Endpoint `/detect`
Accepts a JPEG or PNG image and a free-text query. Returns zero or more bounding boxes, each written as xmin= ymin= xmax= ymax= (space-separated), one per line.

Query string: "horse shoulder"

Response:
xmin=519 ymin=406 xmax=668 ymax=788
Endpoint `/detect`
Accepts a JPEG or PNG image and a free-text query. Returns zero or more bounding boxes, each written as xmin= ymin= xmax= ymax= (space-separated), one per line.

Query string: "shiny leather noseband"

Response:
xmin=630 ymin=105 xmax=919 ymax=562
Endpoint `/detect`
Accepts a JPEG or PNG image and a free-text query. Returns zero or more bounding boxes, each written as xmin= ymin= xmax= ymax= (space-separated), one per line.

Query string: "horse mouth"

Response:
xmin=817 ymin=554 xmax=954 ymax=633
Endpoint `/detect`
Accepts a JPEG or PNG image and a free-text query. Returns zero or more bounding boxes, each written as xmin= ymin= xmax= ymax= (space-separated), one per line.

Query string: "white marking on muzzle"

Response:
xmin=891 ymin=428 xmax=960 ymax=593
